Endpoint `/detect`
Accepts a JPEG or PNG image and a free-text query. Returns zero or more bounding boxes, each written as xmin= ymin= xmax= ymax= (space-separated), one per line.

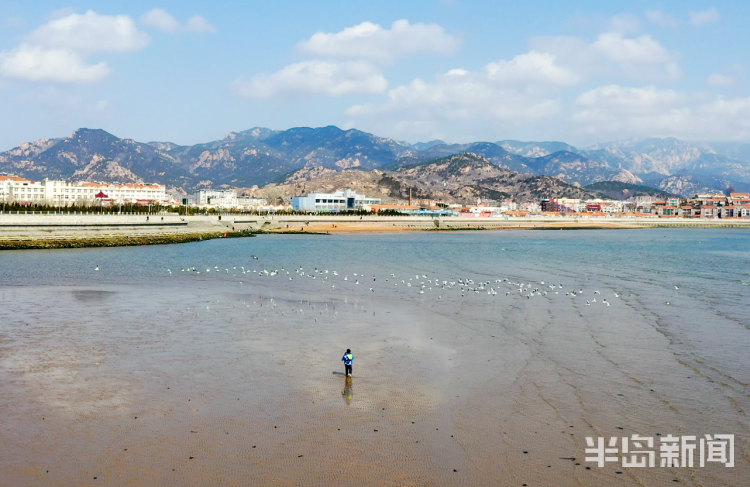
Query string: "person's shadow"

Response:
xmin=342 ymin=376 xmax=353 ymax=405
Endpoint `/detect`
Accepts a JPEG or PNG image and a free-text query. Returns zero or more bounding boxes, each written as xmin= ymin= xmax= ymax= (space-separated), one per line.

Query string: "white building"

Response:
xmin=0 ymin=175 xmax=45 ymax=203
xmin=195 ymin=189 xmax=237 ymax=206
xmin=0 ymin=175 xmax=169 ymax=205
xmin=237 ymin=196 xmax=267 ymax=207
xmin=292 ymin=189 xmax=381 ymax=212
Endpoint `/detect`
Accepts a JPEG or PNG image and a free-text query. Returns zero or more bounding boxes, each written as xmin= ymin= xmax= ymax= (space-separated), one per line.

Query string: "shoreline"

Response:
xmin=0 ymin=214 xmax=748 ymax=250
xmin=0 ymin=230 xmax=255 ymax=251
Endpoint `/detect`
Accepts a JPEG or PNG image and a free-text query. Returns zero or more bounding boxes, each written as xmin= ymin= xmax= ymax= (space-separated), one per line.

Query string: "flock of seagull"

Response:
xmin=150 ymin=258 xmax=657 ymax=309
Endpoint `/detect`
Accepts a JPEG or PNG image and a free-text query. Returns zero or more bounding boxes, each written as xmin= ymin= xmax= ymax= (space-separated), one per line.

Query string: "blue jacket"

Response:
xmin=342 ymin=353 xmax=353 ymax=365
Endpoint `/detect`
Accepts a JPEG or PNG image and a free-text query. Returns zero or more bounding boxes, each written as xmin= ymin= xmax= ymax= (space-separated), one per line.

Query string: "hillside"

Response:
xmin=584 ymin=181 xmax=680 ymax=200
xmin=390 ymin=153 xmax=600 ymax=203
xmin=244 ymin=153 xmax=601 ymax=204
xmin=2 ymin=126 xmax=750 ymax=197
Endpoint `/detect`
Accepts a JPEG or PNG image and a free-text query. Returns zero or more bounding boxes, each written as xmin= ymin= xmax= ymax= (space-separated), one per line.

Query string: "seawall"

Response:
xmin=0 ymin=213 xmax=748 ymax=250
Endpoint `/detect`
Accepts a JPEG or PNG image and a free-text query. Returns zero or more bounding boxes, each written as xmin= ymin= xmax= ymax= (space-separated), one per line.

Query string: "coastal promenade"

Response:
xmin=0 ymin=213 xmax=234 ymax=249
xmin=0 ymin=213 xmax=748 ymax=249
xmin=236 ymin=214 xmax=750 ymax=232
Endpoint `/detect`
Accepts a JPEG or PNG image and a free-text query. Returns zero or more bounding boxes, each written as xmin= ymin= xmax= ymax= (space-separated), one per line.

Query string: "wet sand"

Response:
xmin=0 ymin=232 xmax=748 ymax=486
xmin=271 ymin=220 xmax=643 ymax=234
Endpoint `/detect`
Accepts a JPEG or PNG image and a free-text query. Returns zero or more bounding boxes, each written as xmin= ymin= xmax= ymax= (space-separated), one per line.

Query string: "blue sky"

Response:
xmin=0 ymin=0 xmax=747 ymax=150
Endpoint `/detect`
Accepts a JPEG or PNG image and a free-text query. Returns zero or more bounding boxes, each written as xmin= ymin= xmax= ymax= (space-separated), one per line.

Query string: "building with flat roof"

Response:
xmin=194 ymin=189 xmax=236 ymax=206
xmin=292 ymin=189 xmax=381 ymax=212
xmin=0 ymin=175 xmax=169 ymax=205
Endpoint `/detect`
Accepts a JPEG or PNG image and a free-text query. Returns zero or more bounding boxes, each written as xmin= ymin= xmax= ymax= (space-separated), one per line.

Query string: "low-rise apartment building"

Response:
xmin=0 ymin=176 xmax=169 ymax=204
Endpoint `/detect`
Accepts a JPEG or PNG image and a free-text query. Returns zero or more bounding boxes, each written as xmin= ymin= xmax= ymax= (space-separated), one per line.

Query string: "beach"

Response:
xmin=0 ymin=230 xmax=748 ymax=486
xmin=1 ymin=213 xmax=749 ymax=251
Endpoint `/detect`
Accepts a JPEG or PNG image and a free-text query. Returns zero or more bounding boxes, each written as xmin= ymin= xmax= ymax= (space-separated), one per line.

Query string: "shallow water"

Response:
xmin=0 ymin=229 xmax=748 ymax=486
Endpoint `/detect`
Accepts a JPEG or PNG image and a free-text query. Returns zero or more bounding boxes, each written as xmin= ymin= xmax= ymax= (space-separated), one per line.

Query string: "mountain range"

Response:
xmin=1 ymin=126 xmax=749 ymax=197
xmin=243 ymin=153 xmax=601 ymax=205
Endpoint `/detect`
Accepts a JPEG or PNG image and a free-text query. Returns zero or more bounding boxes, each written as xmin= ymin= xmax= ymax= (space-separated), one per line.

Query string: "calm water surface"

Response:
xmin=0 ymin=229 xmax=748 ymax=486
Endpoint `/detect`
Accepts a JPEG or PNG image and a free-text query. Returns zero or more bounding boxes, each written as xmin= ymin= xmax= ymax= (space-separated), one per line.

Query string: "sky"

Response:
xmin=0 ymin=0 xmax=748 ymax=150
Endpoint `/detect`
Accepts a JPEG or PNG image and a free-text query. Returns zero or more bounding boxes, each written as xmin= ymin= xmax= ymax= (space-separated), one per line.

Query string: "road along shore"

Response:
xmin=0 ymin=213 xmax=748 ymax=249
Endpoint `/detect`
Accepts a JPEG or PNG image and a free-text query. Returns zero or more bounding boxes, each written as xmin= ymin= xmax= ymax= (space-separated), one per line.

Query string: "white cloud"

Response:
xmin=140 ymin=9 xmax=180 ymax=33
xmin=231 ymin=61 xmax=388 ymax=98
xmin=29 ymin=10 xmax=150 ymax=53
xmin=532 ymin=32 xmax=682 ymax=82
xmin=485 ymin=51 xmax=582 ymax=86
xmin=690 ymin=9 xmax=720 ymax=26
xmin=0 ymin=10 xmax=151 ymax=84
xmin=0 ymin=45 xmax=110 ymax=83
xmin=706 ymin=73 xmax=736 ymax=86
xmin=346 ymin=59 xmax=564 ymax=125
xmin=296 ymin=19 xmax=458 ymax=63
xmin=573 ymin=84 xmax=750 ymax=140
xmin=185 ymin=16 xmax=215 ymax=33
xmin=140 ymin=9 xmax=215 ymax=33
xmin=645 ymin=10 xmax=680 ymax=28
xmin=608 ymin=14 xmax=641 ymax=34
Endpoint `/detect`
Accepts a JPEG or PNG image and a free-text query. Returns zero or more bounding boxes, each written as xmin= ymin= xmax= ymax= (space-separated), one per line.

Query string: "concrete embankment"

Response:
xmin=0 ymin=213 xmax=748 ymax=249
xmin=227 ymin=214 xmax=750 ymax=232
xmin=0 ymin=214 xmax=250 ymax=250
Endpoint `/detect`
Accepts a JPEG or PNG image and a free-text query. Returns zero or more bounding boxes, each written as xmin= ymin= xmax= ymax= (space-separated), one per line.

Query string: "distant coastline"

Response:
xmin=0 ymin=213 xmax=748 ymax=250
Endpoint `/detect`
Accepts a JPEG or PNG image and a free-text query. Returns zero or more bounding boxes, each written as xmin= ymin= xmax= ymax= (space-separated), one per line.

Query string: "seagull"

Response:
xmin=674 ymin=286 xmax=679 ymax=290
xmin=94 ymin=266 xmax=99 ymax=271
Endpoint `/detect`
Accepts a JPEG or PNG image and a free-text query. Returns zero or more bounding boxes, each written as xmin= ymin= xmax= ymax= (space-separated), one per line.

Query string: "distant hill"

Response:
xmin=411 ymin=140 xmax=446 ymax=151
xmin=249 ymin=153 xmax=601 ymax=204
xmin=2 ymin=126 xmax=750 ymax=197
xmin=496 ymin=140 xmax=576 ymax=157
xmin=584 ymin=181 xmax=680 ymax=200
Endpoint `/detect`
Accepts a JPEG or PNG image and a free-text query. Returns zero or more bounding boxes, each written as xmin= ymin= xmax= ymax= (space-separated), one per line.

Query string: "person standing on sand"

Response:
xmin=342 ymin=349 xmax=354 ymax=377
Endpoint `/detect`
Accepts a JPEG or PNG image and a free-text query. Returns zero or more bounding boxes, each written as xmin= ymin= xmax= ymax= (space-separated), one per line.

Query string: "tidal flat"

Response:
xmin=0 ymin=230 xmax=748 ymax=486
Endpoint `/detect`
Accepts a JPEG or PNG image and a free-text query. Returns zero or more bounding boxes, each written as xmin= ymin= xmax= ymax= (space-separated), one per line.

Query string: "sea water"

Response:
xmin=0 ymin=229 xmax=748 ymax=486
